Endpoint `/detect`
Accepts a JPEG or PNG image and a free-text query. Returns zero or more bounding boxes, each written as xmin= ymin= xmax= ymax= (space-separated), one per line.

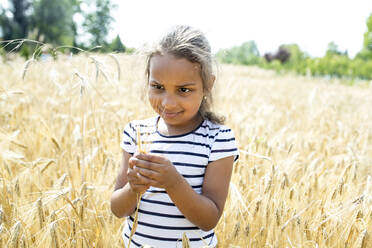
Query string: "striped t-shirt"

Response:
xmin=120 ymin=116 xmax=239 ymax=248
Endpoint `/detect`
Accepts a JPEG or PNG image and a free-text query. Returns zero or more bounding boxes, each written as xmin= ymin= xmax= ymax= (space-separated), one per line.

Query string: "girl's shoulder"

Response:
xmin=201 ymin=119 xmax=233 ymax=134
xmin=198 ymin=119 xmax=237 ymax=145
xmin=203 ymin=119 xmax=239 ymax=162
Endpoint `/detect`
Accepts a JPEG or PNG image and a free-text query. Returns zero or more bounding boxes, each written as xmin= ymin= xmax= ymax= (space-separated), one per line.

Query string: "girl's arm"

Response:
xmin=168 ymin=156 xmax=234 ymax=231
xmin=132 ymin=153 xmax=234 ymax=231
xmin=110 ymin=151 xmax=149 ymax=218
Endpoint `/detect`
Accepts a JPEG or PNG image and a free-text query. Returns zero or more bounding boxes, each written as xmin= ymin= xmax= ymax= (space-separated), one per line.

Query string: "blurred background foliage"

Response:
xmin=0 ymin=0 xmax=128 ymax=57
xmin=216 ymin=13 xmax=372 ymax=81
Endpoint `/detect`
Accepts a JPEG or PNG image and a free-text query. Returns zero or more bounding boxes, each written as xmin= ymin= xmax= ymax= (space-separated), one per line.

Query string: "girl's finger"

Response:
xmin=127 ymin=168 xmax=137 ymax=178
xmin=127 ymin=169 xmax=145 ymax=184
xmin=135 ymin=153 xmax=166 ymax=164
xmin=133 ymin=158 xmax=160 ymax=171
xmin=136 ymin=166 xmax=159 ymax=180
xmin=130 ymin=184 xmax=148 ymax=194
xmin=128 ymin=157 xmax=137 ymax=169
xmin=136 ymin=171 xmax=157 ymax=185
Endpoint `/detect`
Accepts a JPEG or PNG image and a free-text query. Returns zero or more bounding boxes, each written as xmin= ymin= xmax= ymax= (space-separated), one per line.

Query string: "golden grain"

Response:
xmin=275 ymin=208 xmax=281 ymax=226
xmin=20 ymin=235 xmax=26 ymax=248
xmin=108 ymin=53 xmax=121 ymax=80
xmin=21 ymin=59 xmax=34 ymax=80
xmin=254 ymin=199 xmax=261 ymax=217
xmin=40 ymin=160 xmax=55 ymax=173
xmin=50 ymin=222 xmax=59 ymax=248
xmin=51 ymin=137 xmax=61 ymax=151
xmin=233 ymin=222 xmax=240 ymax=237
xmin=289 ymin=188 xmax=294 ymax=200
xmin=305 ymin=221 xmax=311 ymax=240
xmin=182 ymin=232 xmax=190 ymax=248
xmin=359 ymin=229 xmax=368 ymax=248
xmin=0 ymin=54 xmax=370 ymax=247
xmin=37 ymin=197 xmax=44 ymax=229
xmin=79 ymin=203 xmax=84 ymax=221
xmin=9 ymin=221 xmax=21 ymax=248
xmin=14 ymin=179 xmax=20 ymax=197
xmin=0 ymin=206 xmax=4 ymax=225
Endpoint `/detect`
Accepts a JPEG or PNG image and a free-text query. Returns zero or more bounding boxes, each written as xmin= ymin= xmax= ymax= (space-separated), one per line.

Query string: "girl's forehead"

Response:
xmin=150 ymin=54 xmax=200 ymax=70
xmin=149 ymin=54 xmax=202 ymax=82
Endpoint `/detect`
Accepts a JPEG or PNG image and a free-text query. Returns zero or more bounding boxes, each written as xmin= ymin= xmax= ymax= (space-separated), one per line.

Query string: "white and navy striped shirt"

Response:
xmin=120 ymin=116 xmax=239 ymax=248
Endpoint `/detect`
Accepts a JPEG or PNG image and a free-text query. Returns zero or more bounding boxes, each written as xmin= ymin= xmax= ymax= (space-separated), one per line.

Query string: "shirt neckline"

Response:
xmin=155 ymin=115 xmax=205 ymax=138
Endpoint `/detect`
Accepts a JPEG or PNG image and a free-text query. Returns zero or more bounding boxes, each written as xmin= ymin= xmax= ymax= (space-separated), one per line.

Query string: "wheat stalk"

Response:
xmin=37 ymin=197 xmax=44 ymax=229
xmin=21 ymin=59 xmax=34 ymax=80
xmin=20 ymin=235 xmax=26 ymax=248
xmin=9 ymin=221 xmax=21 ymax=248
xmin=40 ymin=159 xmax=55 ymax=173
xmin=127 ymin=124 xmax=149 ymax=247
xmin=182 ymin=232 xmax=190 ymax=248
xmin=108 ymin=53 xmax=121 ymax=80
xmin=50 ymin=222 xmax=59 ymax=248
xmin=0 ymin=206 xmax=3 ymax=224
xmin=14 ymin=178 xmax=20 ymax=197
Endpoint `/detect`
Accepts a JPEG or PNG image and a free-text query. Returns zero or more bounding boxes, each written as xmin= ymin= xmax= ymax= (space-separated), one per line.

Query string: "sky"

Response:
xmin=112 ymin=0 xmax=372 ymax=58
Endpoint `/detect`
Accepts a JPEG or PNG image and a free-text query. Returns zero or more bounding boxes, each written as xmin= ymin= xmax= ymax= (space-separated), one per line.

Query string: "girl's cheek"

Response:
xmin=148 ymin=94 xmax=162 ymax=110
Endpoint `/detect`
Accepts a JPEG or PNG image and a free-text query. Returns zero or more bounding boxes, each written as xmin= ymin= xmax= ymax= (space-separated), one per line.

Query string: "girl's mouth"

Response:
xmin=162 ymin=111 xmax=182 ymax=119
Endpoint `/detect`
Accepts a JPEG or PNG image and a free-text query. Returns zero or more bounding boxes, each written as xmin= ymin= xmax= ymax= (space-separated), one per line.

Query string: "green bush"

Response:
xmin=216 ymin=12 xmax=372 ymax=81
xmin=217 ymin=42 xmax=372 ymax=80
xmin=216 ymin=41 xmax=260 ymax=65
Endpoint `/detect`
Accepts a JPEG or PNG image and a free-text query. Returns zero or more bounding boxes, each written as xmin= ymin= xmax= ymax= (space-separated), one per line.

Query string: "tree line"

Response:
xmin=0 ymin=0 xmax=128 ymax=58
xmin=216 ymin=13 xmax=372 ymax=81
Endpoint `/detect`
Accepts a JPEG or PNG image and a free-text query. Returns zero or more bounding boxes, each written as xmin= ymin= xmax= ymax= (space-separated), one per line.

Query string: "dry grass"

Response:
xmin=0 ymin=54 xmax=371 ymax=247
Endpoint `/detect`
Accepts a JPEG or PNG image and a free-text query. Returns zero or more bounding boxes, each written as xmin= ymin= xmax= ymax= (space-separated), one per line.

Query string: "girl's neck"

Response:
xmin=156 ymin=114 xmax=203 ymax=136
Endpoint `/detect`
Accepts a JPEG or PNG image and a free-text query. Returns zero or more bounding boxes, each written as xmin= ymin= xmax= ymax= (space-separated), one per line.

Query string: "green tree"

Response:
xmin=363 ymin=13 xmax=372 ymax=52
xmin=70 ymin=0 xmax=83 ymax=49
xmin=275 ymin=44 xmax=307 ymax=74
xmin=216 ymin=41 xmax=260 ymax=65
xmin=238 ymin=41 xmax=260 ymax=65
xmin=0 ymin=0 xmax=32 ymax=41
xmin=326 ymin=41 xmax=343 ymax=56
xmin=109 ymin=34 xmax=125 ymax=52
xmin=356 ymin=12 xmax=372 ymax=60
xmin=32 ymin=0 xmax=76 ymax=46
xmin=280 ymin=44 xmax=307 ymax=63
xmin=82 ymin=0 xmax=116 ymax=50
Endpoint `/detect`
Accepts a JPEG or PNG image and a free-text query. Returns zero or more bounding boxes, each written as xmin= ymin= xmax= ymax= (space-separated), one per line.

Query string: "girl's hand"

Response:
xmin=127 ymin=154 xmax=151 ymax=194
xmin=130 ymin=153 xmax=181 ymax=190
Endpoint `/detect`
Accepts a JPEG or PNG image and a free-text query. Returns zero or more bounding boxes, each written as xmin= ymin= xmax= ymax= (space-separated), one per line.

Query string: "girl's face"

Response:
xmin=148 ymin=54 xmax=204 ymax=133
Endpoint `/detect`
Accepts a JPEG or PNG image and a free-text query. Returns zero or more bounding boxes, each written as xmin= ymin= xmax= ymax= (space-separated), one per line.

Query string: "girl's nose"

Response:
xmin=161 ymin=93 xmax=177 ymax=108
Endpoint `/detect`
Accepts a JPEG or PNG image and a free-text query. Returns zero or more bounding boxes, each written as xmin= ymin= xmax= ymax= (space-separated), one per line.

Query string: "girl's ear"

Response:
xmin=209 ymin=74 xmax=216 ymax=91
xmin=211 ymin=74 xmax=216 ymax=85
xmin=203 ymin=74 xmax=215 ymax=94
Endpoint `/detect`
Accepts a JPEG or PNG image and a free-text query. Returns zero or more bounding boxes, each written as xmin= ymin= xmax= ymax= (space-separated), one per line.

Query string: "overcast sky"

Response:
xmin=112 ymin=0 xmax=371 ymax=58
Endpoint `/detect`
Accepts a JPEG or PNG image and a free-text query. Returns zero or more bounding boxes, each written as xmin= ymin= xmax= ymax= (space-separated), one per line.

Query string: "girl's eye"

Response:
xmin=150 ymin=84 xmax=163 ymax=90
xmin=179 ymin=88 xmax=191 ymax=93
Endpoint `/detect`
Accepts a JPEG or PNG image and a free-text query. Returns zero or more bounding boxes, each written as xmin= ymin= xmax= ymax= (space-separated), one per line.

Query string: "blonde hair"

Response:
xmin=145 ymin=25 xmax=224 ymax=124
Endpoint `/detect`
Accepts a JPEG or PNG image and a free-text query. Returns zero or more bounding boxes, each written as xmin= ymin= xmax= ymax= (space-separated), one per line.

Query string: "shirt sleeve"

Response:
xmin=209 ymin=127 xmax=239 ymax=163
xmin=120 ymin=122 xmax=137 ymax=154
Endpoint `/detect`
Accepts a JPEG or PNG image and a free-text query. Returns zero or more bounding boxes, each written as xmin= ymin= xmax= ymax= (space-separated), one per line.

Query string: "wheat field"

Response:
xmin=0 ymin=54 xmax=371 ymax=248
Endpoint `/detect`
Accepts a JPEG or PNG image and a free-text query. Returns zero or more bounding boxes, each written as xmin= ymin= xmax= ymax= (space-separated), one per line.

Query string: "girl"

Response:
xmin=110 ymin=25 xmax=239 ymax=248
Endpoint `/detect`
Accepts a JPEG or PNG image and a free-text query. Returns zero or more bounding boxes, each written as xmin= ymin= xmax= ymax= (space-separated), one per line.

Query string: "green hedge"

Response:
xmin=217 ymin=45 xmax=372 ymax=80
